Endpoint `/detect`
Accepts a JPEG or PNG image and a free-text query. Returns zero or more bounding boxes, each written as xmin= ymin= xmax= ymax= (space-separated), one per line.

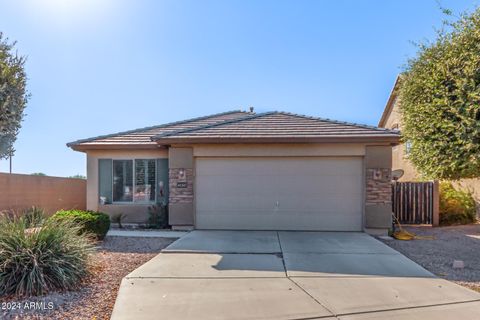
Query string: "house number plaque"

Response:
xmin=176 ymin=182 xmax=187 ymax=188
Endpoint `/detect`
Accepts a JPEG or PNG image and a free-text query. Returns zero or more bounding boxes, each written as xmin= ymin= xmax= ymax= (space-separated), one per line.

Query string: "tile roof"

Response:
xmin=67 ymin=110 xmax=250 ymax=149
xmin=152 ymin=111 xmax=400 ymax=143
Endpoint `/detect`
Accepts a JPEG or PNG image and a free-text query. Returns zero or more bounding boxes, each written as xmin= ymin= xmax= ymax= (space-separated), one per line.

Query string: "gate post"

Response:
xmin=432 ymin=180 xmax=440 ymax=226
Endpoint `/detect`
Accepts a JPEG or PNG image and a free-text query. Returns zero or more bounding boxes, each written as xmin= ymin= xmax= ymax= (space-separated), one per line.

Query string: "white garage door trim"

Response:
xmin=194 ymin=157 xmax=364 ymax=231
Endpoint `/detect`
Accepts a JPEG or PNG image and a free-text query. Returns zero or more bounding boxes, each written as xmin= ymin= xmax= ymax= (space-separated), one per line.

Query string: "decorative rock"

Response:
xmin=453 ymin=260 xmax=465 ymax=269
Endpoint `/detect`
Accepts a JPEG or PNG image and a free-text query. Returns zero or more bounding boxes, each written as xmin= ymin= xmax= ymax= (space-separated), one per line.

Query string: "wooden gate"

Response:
xmin=392 ymin=181 xmax=439 ymax=225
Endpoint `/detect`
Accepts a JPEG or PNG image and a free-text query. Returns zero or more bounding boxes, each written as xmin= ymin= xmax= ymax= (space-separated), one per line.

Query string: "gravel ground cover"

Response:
xmin=0 ymin=236 xmax=176 ymax=320
xmin=381 ymin=224 xmax=480 ymax=293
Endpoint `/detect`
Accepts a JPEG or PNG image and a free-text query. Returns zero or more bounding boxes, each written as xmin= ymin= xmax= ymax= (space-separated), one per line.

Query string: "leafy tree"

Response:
xmin=399 ymin=8 xmax=480 ymax=180
xmin=69 ymin=174 xmax=86 ymax=179
xmin=31 ymin=172 xmax=46 ymax=176
xmin=0 ymin=33 xmax=28 ymax=159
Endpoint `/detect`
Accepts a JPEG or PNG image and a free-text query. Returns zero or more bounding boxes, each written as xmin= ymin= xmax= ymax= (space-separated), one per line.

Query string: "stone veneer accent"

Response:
xmin=366 ymin=168 xmax=392 ymax=205
xmin=169 ymin=168 xmax=194 ymax=204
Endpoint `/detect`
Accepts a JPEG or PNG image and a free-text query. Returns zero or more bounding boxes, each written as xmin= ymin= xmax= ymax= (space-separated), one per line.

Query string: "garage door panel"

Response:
xmin=197 ymin=158 xmax=362 ymax=176
xmin=195 ymin=157 xmax=364 ymax=231
xmin=197 ymin=175 xmax=363 ymax=197
xmin=196 ymin=212 xmax=361 ymax=231
xmin=196 ymin=194 xmax=362 ymax=213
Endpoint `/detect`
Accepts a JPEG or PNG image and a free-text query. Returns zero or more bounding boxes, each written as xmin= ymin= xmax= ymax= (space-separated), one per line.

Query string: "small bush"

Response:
xmin=0 ymin=216 xmax=95 ymax=296
xmin=23 ymin=206 xmax=46 ymax=228
xmin=147 ymin=203 xmax=169 ymax=229
xmin=54 ymin=210 xmax=110 ymax=240
xmin=439 ymin=182 xmax=477 ymax=225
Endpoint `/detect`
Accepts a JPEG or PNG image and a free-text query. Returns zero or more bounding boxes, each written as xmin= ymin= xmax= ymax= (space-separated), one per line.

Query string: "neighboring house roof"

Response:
xmin=67 ymin=110 xmax=251 ymax=150
xmin=378 ymin=75 xmax=401 ymax=128
xmin=152 ymin=111 xmax=400 ymax=144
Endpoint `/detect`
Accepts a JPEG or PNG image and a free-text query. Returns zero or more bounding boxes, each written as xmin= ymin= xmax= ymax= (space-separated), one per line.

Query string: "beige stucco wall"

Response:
xmin=83 ymin=143 xmax=394 ymax=229
xmin=86 ymin=149 xmax=168 ymax=223
xmin=383 ymin=97 xmax=418 ymax=181
xmin=391 ymin=145 xmax=418 ymax=181
xmin=0 ymin=173 xmax=86 ymax=214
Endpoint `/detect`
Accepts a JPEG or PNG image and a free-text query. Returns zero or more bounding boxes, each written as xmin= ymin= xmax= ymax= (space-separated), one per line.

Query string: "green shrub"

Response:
xmin=439 ymin=182 xmax=477 ymax=225
xmin=0 ymin=216 xmax=95 ymax=296
xmin=399 ymin=8 xmax=480 ymax=180
xmin=147 ymin=203 xmax=169 ymax=229
xmin=23 ymin=206 xmax=46 ymax=228
xmin=54 ymin=210 xmax=110 ymax=240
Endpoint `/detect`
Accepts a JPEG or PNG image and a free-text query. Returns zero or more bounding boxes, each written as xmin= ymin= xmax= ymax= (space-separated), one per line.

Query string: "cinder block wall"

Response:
xmin=0 ymin=173 xmax=86 ymax=214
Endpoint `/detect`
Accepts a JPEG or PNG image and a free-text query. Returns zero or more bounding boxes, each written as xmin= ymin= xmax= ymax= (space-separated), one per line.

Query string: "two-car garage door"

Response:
xmin=195 ymin=157 xmax=364 ymax=231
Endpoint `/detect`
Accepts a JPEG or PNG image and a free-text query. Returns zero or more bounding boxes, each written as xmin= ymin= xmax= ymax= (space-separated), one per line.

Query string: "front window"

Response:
xmin=113 ymin=160 xmax=133 ymax=202
xmin=134 ymin=159 xmax=156 ymax=202
xmin=112 ymin=159 xmax=156 ymax=203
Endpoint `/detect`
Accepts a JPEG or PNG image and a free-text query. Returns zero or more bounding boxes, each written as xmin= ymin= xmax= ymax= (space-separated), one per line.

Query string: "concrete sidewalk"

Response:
xmin=106 ymin=229 xmax=188 ymax=238
xmin=111 ymin=231 xmax=480 ymax=320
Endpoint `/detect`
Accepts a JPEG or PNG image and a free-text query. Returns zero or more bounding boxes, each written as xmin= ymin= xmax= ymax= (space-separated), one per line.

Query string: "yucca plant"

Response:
xmin=23 ymin=206 xmax=46 ymax=228
xmin=0 ymin=215 xmax=95 ymax=297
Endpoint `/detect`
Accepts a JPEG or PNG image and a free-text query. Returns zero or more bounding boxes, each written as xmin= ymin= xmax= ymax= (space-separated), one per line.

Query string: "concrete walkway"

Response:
xmin=111 ymin=231 xmax=480 ymax=320
xmin=106 ymin=229 xmax=188 ymax=238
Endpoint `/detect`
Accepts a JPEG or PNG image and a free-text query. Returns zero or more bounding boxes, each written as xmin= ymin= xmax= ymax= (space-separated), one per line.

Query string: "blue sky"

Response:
xmin=0 ymin=0 xmax=477 ymax=176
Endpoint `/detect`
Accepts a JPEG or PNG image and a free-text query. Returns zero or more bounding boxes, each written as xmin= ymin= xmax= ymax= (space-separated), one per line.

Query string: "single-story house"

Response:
xmin=68 ymin=110 xmax=400 ymax=235
xmin=379 ymin=77 xmax=480 ymax=209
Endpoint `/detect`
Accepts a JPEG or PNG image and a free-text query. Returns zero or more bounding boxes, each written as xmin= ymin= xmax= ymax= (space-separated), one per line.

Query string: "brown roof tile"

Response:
xmin=67 ymin=110 xmax=250 ymax=149
xmin=152 ymin=112 xmax=400 ymax=143
xmin=69 ymin=111 xmax=400 ymax=150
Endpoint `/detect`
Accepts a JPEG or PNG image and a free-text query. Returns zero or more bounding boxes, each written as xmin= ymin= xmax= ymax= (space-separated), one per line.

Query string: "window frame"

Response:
xmin=111 ymin=158 xmax=157 ymax=204
xmin=133 ymin=159 xmax=158 ymax=204
xmin=404 ymin=140 xmax=412 ymax=157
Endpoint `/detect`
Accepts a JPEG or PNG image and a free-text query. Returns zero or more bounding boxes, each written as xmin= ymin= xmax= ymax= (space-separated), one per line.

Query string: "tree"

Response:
xmin=31 ymin=172 xmax=46 ymax=176
xmin=0 ymin=32 xmax=28 ymax=159
xmin=399 ymin=8 xmax=480 ymax=180
xmin=68 ymin=174 xmax=86 ymax=179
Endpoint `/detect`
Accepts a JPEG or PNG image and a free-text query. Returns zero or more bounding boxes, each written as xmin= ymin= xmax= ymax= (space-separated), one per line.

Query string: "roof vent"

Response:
xmin=249 ymin=106 xmax=254 ymax=113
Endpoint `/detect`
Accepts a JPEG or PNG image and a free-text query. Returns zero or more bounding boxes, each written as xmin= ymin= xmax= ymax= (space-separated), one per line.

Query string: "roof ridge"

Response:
xmin=151 ymin=111 xmax=275 ymax=140
xmin=67 ymin=110 xmax=248 ymax=146
xmin=152 ymin=111 xmax=395 ymax=141
xmin=275 ymin=111 xmax=395 ymax=133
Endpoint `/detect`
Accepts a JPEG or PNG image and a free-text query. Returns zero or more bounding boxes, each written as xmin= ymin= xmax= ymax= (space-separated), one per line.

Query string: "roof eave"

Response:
xmin=68 ymin=143 xmax=165 ymax=152
xmin=67 ymin=110 xmax=249 ymax=146
xmin=378 ymin=75 xmax=402 ymax=128
xmin=154 ymin=135 xmax=401 ymax=145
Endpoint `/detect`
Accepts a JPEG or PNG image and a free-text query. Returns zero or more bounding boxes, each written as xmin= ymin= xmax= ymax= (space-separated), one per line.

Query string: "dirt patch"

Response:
xmin=0 ymin=236 xmax=176 ymax=319
xmin=381 ymin=224 xmax=480 ymax=293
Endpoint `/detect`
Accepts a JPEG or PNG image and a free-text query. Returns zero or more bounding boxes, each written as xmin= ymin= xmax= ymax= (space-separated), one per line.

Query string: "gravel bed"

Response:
xmin=381 ymin=224 xmax=480 ymax=292
xmin=0 ymin=236 xmax=176 ymax=320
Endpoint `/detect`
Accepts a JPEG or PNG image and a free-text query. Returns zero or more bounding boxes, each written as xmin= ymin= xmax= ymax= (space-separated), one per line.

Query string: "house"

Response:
xmin=379 ymin=77 xmax=480 ymax=205
xmin=68 ymin=110 xmax=400 ymax=235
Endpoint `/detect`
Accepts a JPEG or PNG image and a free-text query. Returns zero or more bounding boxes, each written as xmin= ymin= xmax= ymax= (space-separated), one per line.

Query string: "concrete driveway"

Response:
xmin=111 ymin=231 xmax=480 ymax=320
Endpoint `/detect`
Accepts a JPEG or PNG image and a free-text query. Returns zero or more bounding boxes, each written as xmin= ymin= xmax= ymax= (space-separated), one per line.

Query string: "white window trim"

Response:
xmin=111 ymin=158 xmax=157 ymax=205
xmin=404 ymin=141 xmax=412 ymax=158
